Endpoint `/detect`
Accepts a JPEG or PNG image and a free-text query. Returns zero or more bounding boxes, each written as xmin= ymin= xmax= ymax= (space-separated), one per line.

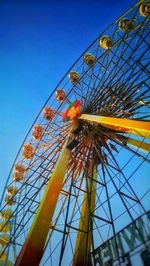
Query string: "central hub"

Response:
xmin=62 ymin=100 xmax=81 ymax=121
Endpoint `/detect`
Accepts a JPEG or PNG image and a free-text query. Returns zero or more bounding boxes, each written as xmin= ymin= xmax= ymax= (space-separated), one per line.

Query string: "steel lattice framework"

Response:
xmin=0 ymin=1 xmax=150 ymax=266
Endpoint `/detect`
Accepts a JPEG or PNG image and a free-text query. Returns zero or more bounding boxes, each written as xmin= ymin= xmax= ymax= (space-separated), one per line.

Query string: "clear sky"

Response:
xmin=0 ymin=0 xmax=137 ymax=195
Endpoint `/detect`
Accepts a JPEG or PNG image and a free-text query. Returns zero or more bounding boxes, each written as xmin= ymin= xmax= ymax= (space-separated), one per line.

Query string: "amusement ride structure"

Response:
xmin=0 ymin=1 xmax=150 ymax=265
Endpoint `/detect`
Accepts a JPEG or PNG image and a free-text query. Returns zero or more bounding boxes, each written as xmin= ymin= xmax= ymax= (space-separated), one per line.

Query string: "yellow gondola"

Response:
xmin=13 ymin=164 xmax=26 ymax=181
xmin=14 ymin=164 xmax=26 ymax=174
xmin=6 ymin=186 xmax=18 ymax=196
xmin=22 ymin=144 xmax=34 ymax=159
xmin=83 ymin=53 xmax=96 ymax=67
xmin=139 ymin=2 xmax=150 ymax=17
xmin=0 ymin=222 xmax=12 ymax=233
xmin=32 ymin=125 xmax=43 ymax=141
xmin=43 ymin=106 xmax=55 ymax=121
xmin=0 ymin=209 xmax=12 ymax=220
xmin=13 ymin=172 xmax=24 ymax=182
xmin=4 ymin=195 xmax=16 ymax=206
xmin=99 ymin=36 xmax=113 ymax=49
xmin=68 ymin=71 xmax=79 ymax=84
xmin=56 ymin=89 xmax=66 ymax=102
xmin=118 ymin=18 xmax=134 ymax=32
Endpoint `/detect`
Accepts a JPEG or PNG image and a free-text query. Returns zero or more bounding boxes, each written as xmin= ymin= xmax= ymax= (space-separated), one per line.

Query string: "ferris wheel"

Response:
xmin=0 ymin=1 xmax=150 ymax=266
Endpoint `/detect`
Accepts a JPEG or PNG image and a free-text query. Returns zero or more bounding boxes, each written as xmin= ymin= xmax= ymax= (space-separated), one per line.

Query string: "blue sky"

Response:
xmin=0 ymin=0 xmax=137 ymax=192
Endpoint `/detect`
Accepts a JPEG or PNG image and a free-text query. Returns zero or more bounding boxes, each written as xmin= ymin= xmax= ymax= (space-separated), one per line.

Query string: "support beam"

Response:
xmin=16 ymin=142 xmax=71 ymax=266
xmin=108 ymin=132 xmax=150 ymax=153
xmin=79 ymin=114 xmax=150 ymax=139
xmin=73 ymin=163 xmax=97 ymax=266
xmin=123 ymin=136 xmax=150 ymax=153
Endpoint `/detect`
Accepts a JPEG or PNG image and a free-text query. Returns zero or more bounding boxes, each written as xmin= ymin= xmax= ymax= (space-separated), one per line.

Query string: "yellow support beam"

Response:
xmin=79 ymin=114 xmax=150 ymax=139
xmin=126 ymin=137 xmax=150 ymax=152
xmin=16 ymin=142 xmax=71 ymax=266
xmin=73 ymin=163 xmax=97 ymax=266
